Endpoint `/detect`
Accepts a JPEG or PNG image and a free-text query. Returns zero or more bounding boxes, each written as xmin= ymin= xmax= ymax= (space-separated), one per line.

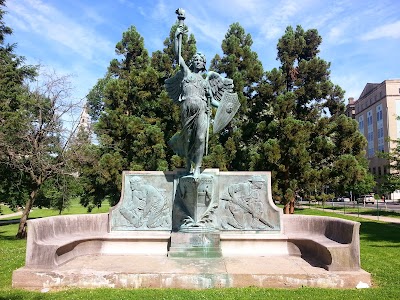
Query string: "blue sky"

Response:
xmin=4 ymin=0 xmax=400 ymax=107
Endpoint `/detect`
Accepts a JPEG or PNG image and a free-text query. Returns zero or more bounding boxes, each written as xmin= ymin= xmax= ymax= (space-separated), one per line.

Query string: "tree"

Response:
xmin=209 ymin=23 xmax=264 ymax=170
xmin=376 ymin=134 xmax=400 ymax=196
xmin=328 ymin=115 xmax=374 ymax=196
xmin=0 ymin=68 xmax=80 ymax=238
xmin=249 ymin=25 xmax=371 ymax=213
xmin=84 ymin=24 xmax=196 ymax=206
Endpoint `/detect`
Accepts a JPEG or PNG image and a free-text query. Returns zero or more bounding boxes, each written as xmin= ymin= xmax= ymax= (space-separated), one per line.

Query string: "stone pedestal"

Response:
xmin=168 ymin=232 xmax=222 ymax=258
xmin=175 ymin=170 xmax=219 ymax=232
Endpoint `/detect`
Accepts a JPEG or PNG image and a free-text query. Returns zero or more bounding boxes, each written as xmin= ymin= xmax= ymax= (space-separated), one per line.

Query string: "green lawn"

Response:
xmin=0 ymin=204 xmax=15 ymax=215
xmin=0 ymin=207 xmax=399 ymax=299
xmin=0 ymin=198 xmax=110 ymax=221
xmin=303 ymin=203 xmax=400 ymax=219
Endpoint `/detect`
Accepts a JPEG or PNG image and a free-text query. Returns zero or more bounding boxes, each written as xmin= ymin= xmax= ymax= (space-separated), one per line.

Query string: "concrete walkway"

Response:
xmin=310 ymin=207 xmax=400 ymax=224
xmin=0 ymin=211 xmax=22 ymax=220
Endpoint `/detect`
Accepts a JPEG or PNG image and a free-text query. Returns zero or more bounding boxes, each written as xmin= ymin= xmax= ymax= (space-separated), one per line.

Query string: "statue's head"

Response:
xmin=190 ymin=52 xmax=206 ymax=72
xmin=249 ymin=176 xmax=265 ymax=188
xmin=129 ymin=176 xmax=142 ymax=189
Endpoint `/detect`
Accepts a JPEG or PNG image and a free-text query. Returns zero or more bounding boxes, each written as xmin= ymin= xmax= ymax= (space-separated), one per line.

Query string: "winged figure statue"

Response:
xmin=165 ymin=18 xmax=239 ymax=177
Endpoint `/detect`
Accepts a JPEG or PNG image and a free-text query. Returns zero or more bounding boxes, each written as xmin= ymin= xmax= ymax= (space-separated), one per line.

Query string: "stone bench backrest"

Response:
xmin=27 ymin=213 xmax=109 ymax=242
xmin=282 ymin=215 xmax=359 ymax=244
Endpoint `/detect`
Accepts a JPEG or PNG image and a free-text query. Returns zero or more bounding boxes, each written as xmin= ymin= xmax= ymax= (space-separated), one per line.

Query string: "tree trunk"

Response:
xmin=16 ymin=188 xmax=38 ymax=239
xmin=284 ymin=203 xmax=290 ymax=214
xmin=289 ymin=197 xmax=295 ymax=214
xmin=283 ymin=197 xmax=295 ymax=214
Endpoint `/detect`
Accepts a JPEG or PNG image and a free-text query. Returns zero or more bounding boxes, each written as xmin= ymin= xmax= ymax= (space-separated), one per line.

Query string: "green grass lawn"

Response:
xmin=0 ymin=207 xmax=399 ymax=299
xmin=305 ymin=203 xmax=400 ymax=219
xmin=0 ymin=198 xmax=110 ymax=221
xmin=0 ymin=204 xmax=15 ymax=215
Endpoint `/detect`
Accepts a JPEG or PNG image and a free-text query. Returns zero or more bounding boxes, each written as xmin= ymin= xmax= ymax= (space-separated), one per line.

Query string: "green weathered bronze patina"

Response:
xmin=165 ymin=9 xmax=239 ymax=178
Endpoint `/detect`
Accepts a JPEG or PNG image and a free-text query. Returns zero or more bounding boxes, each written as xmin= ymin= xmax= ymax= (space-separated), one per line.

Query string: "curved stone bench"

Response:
xmin=24 ymin=213 xmax=361 ymax=273
xmin=282 ymin=214 xmax=361 ymax=271
xmin=25 ymin=213 xmax=170 ymax=269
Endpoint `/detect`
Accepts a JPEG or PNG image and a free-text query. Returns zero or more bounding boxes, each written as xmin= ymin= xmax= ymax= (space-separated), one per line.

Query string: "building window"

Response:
xmin=377 ymin=104 xmax=384 ymax=152
xmin=396 ymin=100 xmax=400 ymax=139
xmin=367 ymin=110 xmax=374 ymax=157
xmin=358 ymin=116 xmax=364 ymax=134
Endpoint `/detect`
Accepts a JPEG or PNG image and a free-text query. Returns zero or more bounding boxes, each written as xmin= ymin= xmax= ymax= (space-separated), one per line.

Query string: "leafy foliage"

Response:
xmin=209 ymin=23 xmax=264 ymax=170
xmin=245 ymin=25 xmax=372 ymax=211
xmin=0 ymin=2 xmax=84 ymax=237
xmin=376 ymin=133 xmax=400 ymax=196
xmin=81 ymin=22 xmax=373 ymax=212
xmin=84 ymin=24 xmax=197 ymax=206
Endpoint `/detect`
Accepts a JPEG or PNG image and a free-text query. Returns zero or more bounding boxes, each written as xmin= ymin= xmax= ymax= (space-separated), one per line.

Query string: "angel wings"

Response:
xmin=164 ymin=70 xmax=234 ymax=104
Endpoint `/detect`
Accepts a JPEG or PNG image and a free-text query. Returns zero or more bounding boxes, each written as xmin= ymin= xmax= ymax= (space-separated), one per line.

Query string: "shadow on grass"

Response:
xmin=357 ymin=210 xmax=400 ymax=218
xmin=297 ymin=208 xmax=400 ymax=243
xmin=0 ymin=219 xmax=20 ymax=226
xmin=0 ymin=228 xmax=20 ymax=241
xmin=0 ymin=216 xmax=46 ymax=227
xmin=359 ymin=220 xmax=400 ymax=244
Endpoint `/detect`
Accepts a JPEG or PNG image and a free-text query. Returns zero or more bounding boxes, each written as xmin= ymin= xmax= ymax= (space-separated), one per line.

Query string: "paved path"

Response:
xmin=311 ymin=207 xmax=400 ymax=224
xmin=0 ymin=211 xmax=22 ymax=219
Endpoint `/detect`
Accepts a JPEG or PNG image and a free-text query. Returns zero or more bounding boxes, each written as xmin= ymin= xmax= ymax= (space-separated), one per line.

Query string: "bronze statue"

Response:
xmin=165 ymin=8 xmax=240 ymax=177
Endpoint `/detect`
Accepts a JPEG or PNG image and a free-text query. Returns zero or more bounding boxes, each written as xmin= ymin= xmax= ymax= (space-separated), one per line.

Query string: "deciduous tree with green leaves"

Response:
xmin=1 ymin=2 xmax=82 ymax=237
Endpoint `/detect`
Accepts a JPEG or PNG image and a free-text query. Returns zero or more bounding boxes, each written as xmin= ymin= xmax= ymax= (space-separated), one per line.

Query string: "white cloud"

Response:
xmin=186 ymin=11 xmax=226 ymax=46
xmin=361 ymin=20 xmax=400 ymax=41
xmin=7 ymin=0 xmax=113 ymax=62
xmin=258 ymin=0 xmax=305 ymax=40
xmin=151 ymin=0 xmax=169 ymax=21
xmin=326 ymin=20 xmax=353 ymax=45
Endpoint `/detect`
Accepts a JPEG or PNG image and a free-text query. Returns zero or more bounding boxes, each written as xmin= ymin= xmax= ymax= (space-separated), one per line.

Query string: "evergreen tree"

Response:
xmin=209 ymin=23 xmax=264 ymax=170
xmin=249 ymin=25 xmax=371 ymax=213
xmin=85 ymin=24 xmax=198 ymax=206
xmin=376 ymin=133 xmax=400 ymax=197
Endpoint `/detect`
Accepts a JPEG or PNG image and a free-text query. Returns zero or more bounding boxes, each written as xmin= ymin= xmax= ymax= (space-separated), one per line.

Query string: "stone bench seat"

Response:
xmin=24 ymin=213 xmax=361 ymax=273
xmin=25 ymin=213 xmax=170 ymax=269
xmin=282 ymin=215 xmax=361 ymax=271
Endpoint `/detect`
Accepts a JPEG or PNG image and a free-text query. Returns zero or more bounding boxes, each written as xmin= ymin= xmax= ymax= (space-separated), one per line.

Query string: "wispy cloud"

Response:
xmin=186 ymin=11 xmax=226 ymax=46
xmin=4 ymin=0 xmax=400 ymax=104
xmin=326 ymin=20 xmax=353 ymax=45
xmin=150 ymin=0 xmax=169 ymax=21
xmin=361 ymin=20 xmax=400 ymax=41
xmin=258 ymin=0 xmax=305 ymax=40
xmin=7 ymin=0 xmax=113 ymax=62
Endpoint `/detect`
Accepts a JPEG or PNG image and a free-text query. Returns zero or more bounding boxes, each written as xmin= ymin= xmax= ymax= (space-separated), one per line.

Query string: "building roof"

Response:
xmin=359 ymin=83 xmax=380 ymax=99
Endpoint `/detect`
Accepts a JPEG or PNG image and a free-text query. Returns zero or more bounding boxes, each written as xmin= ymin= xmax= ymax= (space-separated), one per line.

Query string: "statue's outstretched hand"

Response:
xmin=175 ymin=25 xmax=187 ymax=38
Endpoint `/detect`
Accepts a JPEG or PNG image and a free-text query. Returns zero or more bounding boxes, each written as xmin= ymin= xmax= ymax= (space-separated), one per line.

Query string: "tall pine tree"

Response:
xmin=85 ymin=23 xmax=198 ymax=205
xmin=249 ymin=25 xmax=371 ymax=213
xmin=208 ymin=23 xmax=264 ymax=170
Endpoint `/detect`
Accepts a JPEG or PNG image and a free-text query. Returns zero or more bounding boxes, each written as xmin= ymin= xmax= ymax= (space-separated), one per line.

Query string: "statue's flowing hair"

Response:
xmin=189 ymin=52 xmax=206 ymax=72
